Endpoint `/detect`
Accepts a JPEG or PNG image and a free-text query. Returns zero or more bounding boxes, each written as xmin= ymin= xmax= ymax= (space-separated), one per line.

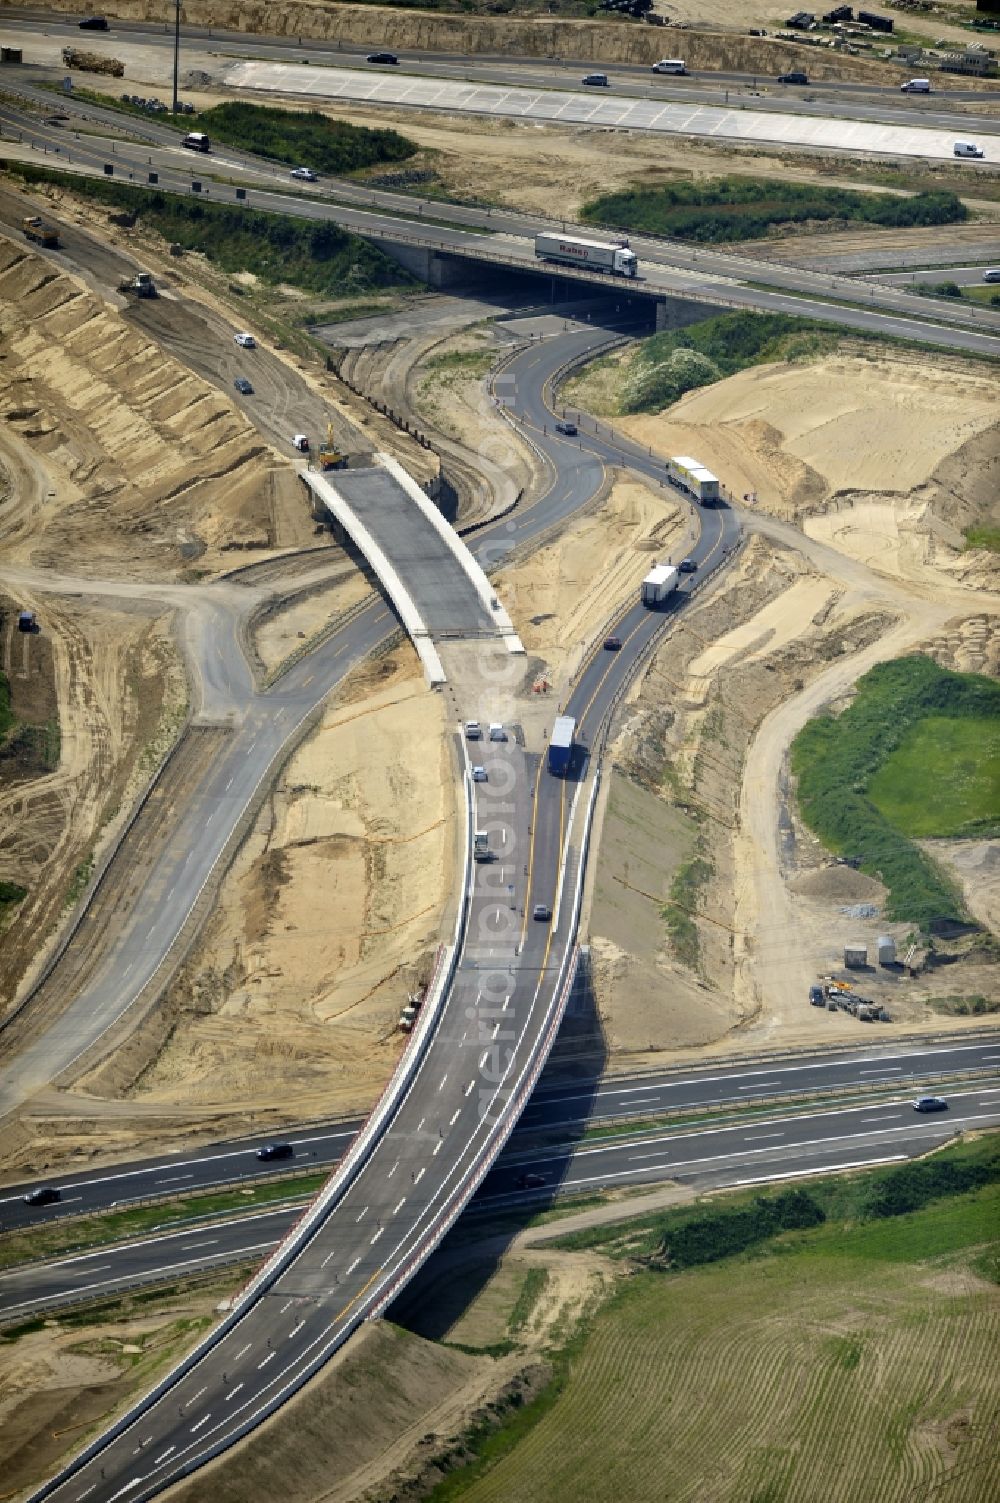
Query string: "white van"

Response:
xmin=652 ymin=59 xmax=687 ymax=75
xmin=954 ymin=140 xmax=984 ymax=158
xmin=900 ymin=78 xmax=930 ymax=93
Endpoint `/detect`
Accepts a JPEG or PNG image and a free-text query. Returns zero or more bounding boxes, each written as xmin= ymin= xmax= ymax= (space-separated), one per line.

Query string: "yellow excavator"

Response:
xmin=318 ymin=422 xmax=347 ymax=472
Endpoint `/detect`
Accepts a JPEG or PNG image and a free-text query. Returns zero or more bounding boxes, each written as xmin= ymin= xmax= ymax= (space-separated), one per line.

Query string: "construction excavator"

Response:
xmin=318 ymin=423 xmax=347 ymax=472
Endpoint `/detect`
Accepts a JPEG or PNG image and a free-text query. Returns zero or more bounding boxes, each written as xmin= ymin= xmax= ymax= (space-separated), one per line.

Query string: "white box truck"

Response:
xmin=535 ymin=232 xmax=638 ymax=278
xmin=667 ymin=455 xmax=720 ymax=505
xmin=641 ymin=563 xmax=678 ymax=608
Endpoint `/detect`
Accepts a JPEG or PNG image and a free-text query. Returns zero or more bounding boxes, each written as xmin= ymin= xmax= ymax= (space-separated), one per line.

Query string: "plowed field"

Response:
xmin=453 ymin=1192 xmax=999 ymax=1503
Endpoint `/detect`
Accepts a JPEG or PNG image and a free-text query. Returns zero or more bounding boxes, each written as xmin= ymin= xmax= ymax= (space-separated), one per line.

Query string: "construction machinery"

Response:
xmin=22 ymin=216 xmax=59 ymax=247
xmin=61 ymin=47 xmax=125 ymax=76
xmin=118 ymin=271 xmax=156 ymax=298
xmin=318 ymin=422 xmax=347 ymax=472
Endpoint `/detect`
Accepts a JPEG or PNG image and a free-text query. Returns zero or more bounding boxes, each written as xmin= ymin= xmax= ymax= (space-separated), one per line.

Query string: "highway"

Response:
xmin=3 ymin=1081 xmax=998 ymax=1324
xmin=4 ymin=92 xmax=1000 ymax=359
xmin=4 ymin=74 xmax=1000 ymax=348
xmin=2 ymin=165 xmax=992 ymax=1503
xmin=3 ymin=10 xmax=999 ymax=134
xmin=9 ymin=290 xmax=731 ymax=1500
xmin=5 ymin=1034 xmax=997 ymax=1234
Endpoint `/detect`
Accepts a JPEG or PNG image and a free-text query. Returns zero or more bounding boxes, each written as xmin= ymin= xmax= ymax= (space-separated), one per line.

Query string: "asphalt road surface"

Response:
xmin=3 ymin=11 xmax=997 ymax=126
xmin=15 ymin=326 xmax=737 ymax=1503
xmin=6 ymin=1035 xmax=996 ymax=1233
xmin=4 ymin=1081 xmax=998 ymax=1324
xmin=876 ymin=264 xmax=1000 ymax=287
xmin=4 ymin=86 xmax=1000 ymax=354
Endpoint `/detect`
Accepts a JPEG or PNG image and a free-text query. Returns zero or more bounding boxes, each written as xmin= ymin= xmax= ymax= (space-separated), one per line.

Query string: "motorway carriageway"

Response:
xmin=3 ymin=1036 xmax=997 ymax=1236
xmin=4 ymin=87 xmax=1000 ymax=357
xmin=2 ymin=1082 xmax=998 ymax=1324
xmin=3 ymin=12 xmax=998 ymax=124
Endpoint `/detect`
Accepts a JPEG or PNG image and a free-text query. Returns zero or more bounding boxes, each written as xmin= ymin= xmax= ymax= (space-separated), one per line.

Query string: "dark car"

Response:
xmin=515 ymin=1172 xmax=546 ymax=1190
xmin=777 ymin=71 xmax=809 ymax=85
xmin=367 ymin=52 xmax=399 ymax=64
xmin=679 ymin=558 xmax=698 ymax=573
xmin=582 ymin=73 xmax=610 ymax=87
xmin=913 ymin=1096 xmax=948 ymax=1114
xmin=24 ymin=1185 xmax=62 ymax=1206
xmin=603 ymin=635 xmax=622 ymax=651
xmin=79 ymin=15 xmax=109 ymax=29
xmin=256 ymin=1142 xmax=294 ymax=1161
xmin=555 ymin=420 xmax=578 ymax=436
xmin=233 ymin=376 xmax=254 ymax=395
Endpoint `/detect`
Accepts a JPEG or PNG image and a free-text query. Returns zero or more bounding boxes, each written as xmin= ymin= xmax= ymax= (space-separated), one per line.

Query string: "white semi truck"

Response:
xmin=667 ymin=455 xmax=720 ymax=506
xmin=535 ymin=232 xmax=638 ymax=278
xmin=640 ymin=563 xmax=678 ymax=608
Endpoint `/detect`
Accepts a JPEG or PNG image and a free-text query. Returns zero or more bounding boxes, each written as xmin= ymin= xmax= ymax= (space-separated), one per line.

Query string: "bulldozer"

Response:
xmin=318 ymin=422 xmax=347 ymax=472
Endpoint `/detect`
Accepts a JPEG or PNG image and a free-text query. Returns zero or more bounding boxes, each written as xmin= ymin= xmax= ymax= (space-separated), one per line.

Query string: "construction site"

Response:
xmin=0 ymin=4 xmax=997 ymax=1501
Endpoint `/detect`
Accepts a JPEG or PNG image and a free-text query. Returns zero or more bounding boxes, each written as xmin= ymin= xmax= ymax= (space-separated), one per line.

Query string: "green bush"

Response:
xmin=658 ymin=1189 xmax=826 ymax=1269
xmin=0 ymin=879 xmax=27 ymax=910
xmin=581 ymin=176 xmax=967 ymax=244
xmin=964 ymin=525 xmax=1000 ymax=553
xmin=192 ymin=102 xmax=416 ymax=175
xmin=791 ymin=656 xmax=1000 ymax=929
xmin=858 ymin=1143 xmax=1000 ymax=1220
xmin=612 ymin=310 xmax=851 ymax=415
xmin=6 ymin=166 xmax=412 ymax=296
xmin=620 ymin=346 xmax=720 ymax=414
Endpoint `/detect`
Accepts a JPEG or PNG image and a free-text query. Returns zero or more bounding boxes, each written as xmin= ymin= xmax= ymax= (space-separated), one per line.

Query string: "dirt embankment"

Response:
xmin=39 ymin=649 xmax=455 ymax=1163
xmin=580 ymin=345 xmax=999 ymax=1064
xmin=0 ymin=593 xmax=184 ymax=1013
xmin=587 ymin=534 xmax=893 ymax=1061
xmin=0 ymin=238 xmax=278 ymax=580
xmin=620 ymin=348 xmax=1000 ymax=596
xmin=46 ymin=0 xmax=906 ymax=82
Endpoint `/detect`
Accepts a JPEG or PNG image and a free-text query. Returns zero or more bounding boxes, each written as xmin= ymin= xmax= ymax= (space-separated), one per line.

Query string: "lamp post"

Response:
xmin=172 ymin=0 xmax=181 ymax=114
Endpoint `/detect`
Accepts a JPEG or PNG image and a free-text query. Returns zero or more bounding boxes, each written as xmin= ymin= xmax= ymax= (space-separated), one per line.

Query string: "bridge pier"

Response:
xmin=654 ymin=295 xmax=721 ymax=333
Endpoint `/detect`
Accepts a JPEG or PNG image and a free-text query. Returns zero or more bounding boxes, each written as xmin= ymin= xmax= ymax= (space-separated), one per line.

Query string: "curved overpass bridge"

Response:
xmin=26 ymin=327 xmax=738 ymax=1503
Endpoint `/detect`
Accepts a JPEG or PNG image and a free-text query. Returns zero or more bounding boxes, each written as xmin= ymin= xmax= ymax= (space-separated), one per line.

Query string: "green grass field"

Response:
xmin=791 ymin=656 xmax=1000 ymax=926
xmin=433 ymin=1149 xmax=1000 ymax=1503
xmin=867 ymin=716 xmax=1000 ymax=838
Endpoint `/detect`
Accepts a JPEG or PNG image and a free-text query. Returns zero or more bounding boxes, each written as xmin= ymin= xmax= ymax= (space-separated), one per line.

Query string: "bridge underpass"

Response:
xmin=361 ymin=242 xmax=724 ymax=333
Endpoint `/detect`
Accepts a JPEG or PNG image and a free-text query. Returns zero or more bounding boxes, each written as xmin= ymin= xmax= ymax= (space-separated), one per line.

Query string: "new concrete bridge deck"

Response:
xmin=303 ymin=454 xmax=523 ymax=685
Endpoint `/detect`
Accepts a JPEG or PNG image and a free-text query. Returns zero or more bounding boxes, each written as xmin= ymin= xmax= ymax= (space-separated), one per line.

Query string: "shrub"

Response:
xmin=658 ymin=1189 xmax=826 ymax=1269
xmin=620 ymin=346 xmax=720 ymax=413
xmin=581 ymin=176 xmax=967 ymax=244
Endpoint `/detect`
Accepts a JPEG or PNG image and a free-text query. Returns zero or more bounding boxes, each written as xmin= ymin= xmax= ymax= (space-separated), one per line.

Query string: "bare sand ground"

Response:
xmin=0 ymin=591 xmax=186 ymax=1011
xmin=0 ymin=238 xmax=277 ymax=580
xmin=495 ymin=473 xmax=692 ymax=696
xmin=576 ymin=344 xmax=1000 ymax=1065
xmin=71 ymin=648 xmax=456 ymax=1127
